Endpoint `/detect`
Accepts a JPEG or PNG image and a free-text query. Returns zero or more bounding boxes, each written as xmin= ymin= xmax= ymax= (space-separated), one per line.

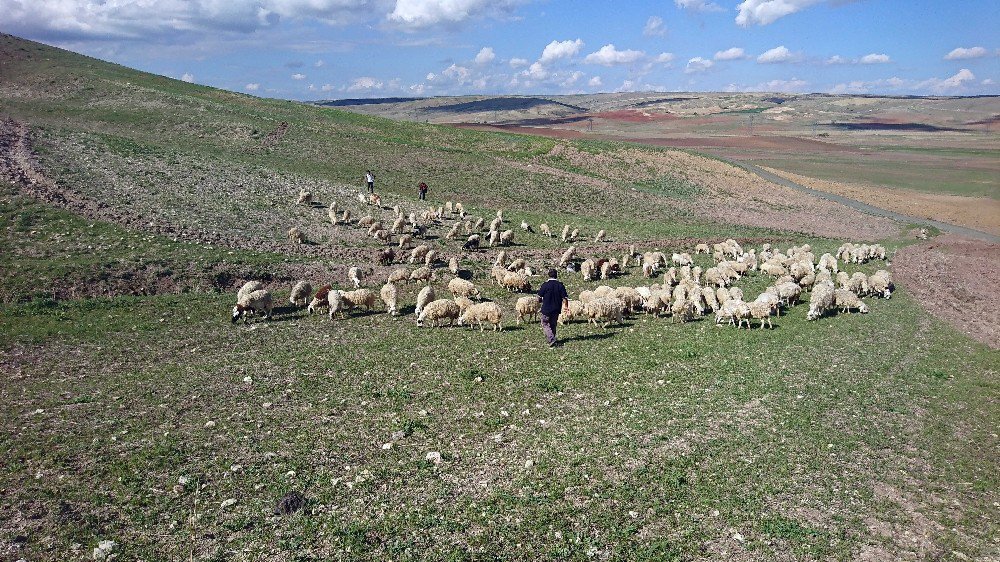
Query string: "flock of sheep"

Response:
xmin=231 ymin=189 xmax=894 ymax=334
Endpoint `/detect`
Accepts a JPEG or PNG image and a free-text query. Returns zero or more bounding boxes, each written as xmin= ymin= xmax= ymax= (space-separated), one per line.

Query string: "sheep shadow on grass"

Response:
xmin=560 ymin=331 xmax=617 ymax=344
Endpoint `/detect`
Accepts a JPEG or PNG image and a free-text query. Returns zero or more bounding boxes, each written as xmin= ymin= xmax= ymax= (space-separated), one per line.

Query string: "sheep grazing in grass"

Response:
xmin=506 ymin=258 xmax=527 ymax=273
xmin=515 ymin=296 xmax=541 ymax=324
xmin=540 ymin=223 xmax=553 ymax=237
xmin=459 ymin=302 xmax=504 ymax=332
xmin=415 ymin=285 xmax=436 ymax=316
xmin=424 ymin=249 xmax=439 ymax=267
xmin=558 ymin=300 xmax=585 ymax=325
xmin=579 ymin=290 xmax=596 ymax=305
xmin=644 ymin=292 xmax=669 ymax=316
xmin=445 ymin=223 xmax=460 ymax=240
xmin=818 ymin=253 xmax=838 ymax=273
xmin=232 ymin=289 xmax=273 ymax=323
xmin=841 ymin=272 xmax=869 ymax=296
xmin=559 ymin=246 xmax=577 ymax=267
xmin=521 ymin=220 xmax=532 ymax=233
xmin=297 ymin=190 xmax=312 ymax=205
xmin=454 ymin=295 xmax=474 ymax=314
xmin=760 ymin=262 xmax=787 ymax=278
xmin=767 ymin=282 xmax=801 ymax=309
xmin=472 ymin=217 xmax=484 ymax=231
xmin=373 ymin=229 xmax=391 ymax=245
xmin=500 ymin=272 xmax=530 ymax=293
xmin=445 ymin=201 xmax=453 ymax=214
xmin=496 ymin=209 xmax=504 ymax=221
xmin=237 ymin=280 xmax=265 ymax=302
xmin=600 ymin=259 xmax=619 ymax=280
xmin=702 ymin=287 xmax=720 ymax=313
xmin=417 ymin=299 xmax=461 ymax=327
xmin=488 ymin=230 xmax=500 ymax=247
xmin=672 ymin=252 xmax=693 ymax=267
xmin=378 ymin=248 xmax=396 ymax=267
xmin=746 ymin=299 xmax=776 ymax=329
xmin=715 ymin=298 xmax=745 ymax=327
xmin=357 ymin=215 xmax=375 ymax=228
xmin=560 ymin=224 xmax=571 ymax=242
xmin=391 ymin=216 xmax=406 ymax=234
xmin=869 ymin=270 xmax=893 ymax=299
xmin=581 ymin=259 xmax=596 ymax=281
xmin=380 ymin=283 xmax=399 ymax=316
xmin=289 ymin=281 xmax=313 ymax=307
xmin=489 ymin=217 xmax=503 ymax=232
xmin=594 ymin=229 xmax=606 ymax=243
xmin=386 ymin=268 xmax=409 ymax=285
xmin=834 ymin=289 xmax=870 ymax=314
xmin=342 ymin=288 xmax=377 ymax=312
xmin=463 ymin=234 xmax=481 ymax=251
xmin=347 ymin=267 xmax=362 ymax=289
xmin=670 ymin=298 xmax=698 ymax=323
xmin=695 ymin=243 xmax=710 ymax=254
xmin=448 ymin=278 xmax=481 ymax=300
xmin=398 ymin=234 xmax=413 ymax=250
xmin=494 ymin=250 xmax=509 ymax=268
xmin=307 ymin=284 xmax=332 ymax=313
xmin=328 ymin=290 xmax=350 ymax=320
xmin=410 ymin=244 xmax=430 ymax=264
xmin=570 ymin=228 xmax=580 ymax=241
xmin=328 ymin=205 xmax=339 ymax=224
xmin=585 ymin=296 xmax=624 ymax=328
xmin=807 ymin=281 xmax=836 ymax=321
xmin=367 ymin=221 xmax=384 ymax=237
xmin=409 ymin=266 xmax=435 ymax=284
xmin=287 ymin=227 xmax=305 ymax=244
xmin=614 ymin=286 xmax=643 ymax=314
xmin=341 ymin=210 xmax=352 ymax=223
xmin=455 ymin=202 xmax=464 ymax=215
xmin=449 ymin=257 xmax=459 ymax=274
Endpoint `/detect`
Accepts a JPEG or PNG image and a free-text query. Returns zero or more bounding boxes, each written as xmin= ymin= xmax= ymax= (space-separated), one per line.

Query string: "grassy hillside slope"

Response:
xmin=1 ymin=34 xmax=997 ymax=561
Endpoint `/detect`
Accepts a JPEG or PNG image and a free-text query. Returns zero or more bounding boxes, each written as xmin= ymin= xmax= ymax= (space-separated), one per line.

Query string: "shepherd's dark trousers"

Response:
xmin=541 ymin=313 xmax=558 ymax=345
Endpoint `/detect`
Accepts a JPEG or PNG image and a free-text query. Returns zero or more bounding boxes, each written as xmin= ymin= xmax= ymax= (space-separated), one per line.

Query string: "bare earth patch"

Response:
xmin=893 ymin=234 xmax=1000 ymax=349
xmin=761 ymin=167 xmax=1000 ymax=237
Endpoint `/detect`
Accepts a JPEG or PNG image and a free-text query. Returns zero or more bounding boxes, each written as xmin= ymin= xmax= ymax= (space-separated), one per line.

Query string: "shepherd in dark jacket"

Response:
xmin=537 ymin=269 xmax=569 ymax=347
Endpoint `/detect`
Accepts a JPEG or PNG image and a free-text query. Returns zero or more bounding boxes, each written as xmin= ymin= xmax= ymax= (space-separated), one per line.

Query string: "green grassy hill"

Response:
xmin=1 ymin=34 xmax=997 ymax=561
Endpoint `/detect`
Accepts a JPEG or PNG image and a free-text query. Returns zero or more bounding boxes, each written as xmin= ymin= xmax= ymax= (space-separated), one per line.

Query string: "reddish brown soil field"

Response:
xmin=893 ymin=234 xmax=1000 ymax=349
xmin=589 ymin=109 xmax=679 ymax=123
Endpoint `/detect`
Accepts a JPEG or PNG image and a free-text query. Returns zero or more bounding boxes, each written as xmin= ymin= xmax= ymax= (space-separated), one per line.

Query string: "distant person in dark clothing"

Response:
xmin=365 ymin=170 xmax=375 ymax=194
xmin=418 ymin=182 xmax=428 ymax=200
xmin=538 ymin=269 xmax=569 ymax=347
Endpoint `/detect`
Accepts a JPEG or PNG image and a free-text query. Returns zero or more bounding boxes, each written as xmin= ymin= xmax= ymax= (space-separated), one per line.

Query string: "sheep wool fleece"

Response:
xmin=538 ymin=277 xmax=568 ymax=346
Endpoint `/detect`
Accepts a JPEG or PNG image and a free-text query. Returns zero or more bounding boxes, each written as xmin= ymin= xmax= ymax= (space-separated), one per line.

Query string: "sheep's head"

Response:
xmin=231 ymin=305 xmax=243 ymax=323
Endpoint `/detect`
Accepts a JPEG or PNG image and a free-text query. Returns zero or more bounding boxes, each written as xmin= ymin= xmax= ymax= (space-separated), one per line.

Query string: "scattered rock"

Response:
xmin=426 ymin=451 xmax=442 ymax=464
xmin=220 ymin=498 xmax=237 ymax=509
xmin=92 ymin=539 xmax=116 ymax=560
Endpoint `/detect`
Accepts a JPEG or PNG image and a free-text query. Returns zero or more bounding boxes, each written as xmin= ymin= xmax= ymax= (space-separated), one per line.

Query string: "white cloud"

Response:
xmin=983 ymin=78 xmax=996 ymax=86
xmin=757 ymin=46 xmax=800 ymax=63
xmin=714 ymin=47 xmax=747 ymax=61
xmin=524 ymin=61 xmax=549 ymax=79
xmin=314 ymin=60 xmax=325 ymax=67
xmin=859 ymin=53 xmax=890 ymax=64
xmin=561 ymin=71 xmax=585 ymax=87
xmin=732 ymin=77 xmax=809 ymax=92
xmin=643 ymin=16 xmax=666 ymax=36
xmin=588 ymin=76 xmax=603 ymax=87
xmin=675 ymin=0 xmax=724 ymax=12
xmin=442 ymin=63 xmax=471 ymax=83
xmin=685 ymin=57 xmax=714 ymax=74
xmin=944 ymin=46 xmax=988 ymax=60
xmin=181 ymin=72 xmax=194 ymax=82
xmin=474 ymin=47 xmax=495 ymax=65
xmin=938 ymin=68 xmax=976 ymax=90
xmin=616 ymin=80 xmax=637 ymax=93
xmin=387 ymin=0 xmax=525 ymax=29
xmin=321 ymin=84 xmax=335 ymax=91
xmin=347 ymin=76 xmax=383 ymax=91
xmin=292 ymin=73 xmax=306 ymax=80
xmin=655 ymin=52 xmax=676 ymax=64
xmin=245 ymin=82 xmax=260 ymax=91
xmin=509 ymin=57 xmax=529 ymax=68
xmin=584 ymin=44 xmax=645 ymax=66
xmin=826 ymin=55 xmax=848 ymax=65
xmin=540 ymin=39 xmax=584 ymax=63
xmin=736 ymin=0 xmax=822 ymax=27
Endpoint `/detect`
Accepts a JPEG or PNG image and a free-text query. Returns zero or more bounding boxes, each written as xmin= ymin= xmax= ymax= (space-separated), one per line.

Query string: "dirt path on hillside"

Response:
xmin=893 ymin=234 xmax=1000 ymax=349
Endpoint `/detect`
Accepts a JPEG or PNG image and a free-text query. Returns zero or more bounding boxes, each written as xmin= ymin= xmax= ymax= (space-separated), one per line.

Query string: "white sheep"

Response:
xmin=386 ymin=268 xmax=409 ymax=284
xmin=499 ymin=229 xmax=514 ymax=246
xmin=540 ymin=223 xmax=553 ymax=237
xmin=488 ymin=230 xmax=500 ymax=247
xmin=328 ymin=290 xmax=351 ymax=320
xmin=506 ymin=258 xmax=526 ymax=273
xmin=458 ymin=302 xmax=504 ymax=332
xmin=409 ymin=244 xmax=430 ymax=264
xmin=580 ymin=259 xmax=596 ymax=281
xmin=834 ymin=289 xmax=870 ymax=314
xmin=594 ymin=229 xmax=606 ymax=243
xmin=424 ymin=249 xmax=438 ymax=267
xmin=448 ymin=278 xmax=481 ymax=299
xmin=296 ymin=190 xmax=312 ymax=205
xmin=380 ymin=283 xmax=399 ymax=315
xmin=416 ymin=299 xmax=461 ymax=327
xmin=560 ymin=224 xmax=571 ymax=242
xmin=500 ymin=272 xmax=530 ymax=293
xmin=409 ymin=266 xmax=435 ymax=284
xmin=671 ymin=252 xmax=693 ymax=266
xmin=237 ymin=280 xmax=265 ymax=302
xmin=818 ymin=253 xmax=838 ymax=273
xmin=415 ymin=285 xmax=436 ymax=317
xmin=289 ymin=281 xmax=313 ymax=307
xmin=584 ymin=296 xmax=624 ymax=328
xmin=232 ymin=289 xmax=273 ymax=323
xmin=398 ymin=234 xmax=413 ymax=250
xmin=328 ymin=205 xmax=339 ymax=225
xmin=449 ymin=256 xmax=459 ymax=274
xmin=357 ymin=215 xmax=375 ymax=228
xmin=807 ymin=281 xmax=836 ymax=320
xmin=515 ymin=296 xmax=541 ymax=324
xmin=559 ymin=246 xmax=577 ymax=267
xmin=869 ymin=270 xmax=893 ymax=299
xmin=341 ymin=288 xmax=377 ymax=312
xmin=558 ymin=299 xmax=586 ymax=325
xmin=374 ymin=229 xmax=391 ymax=245
xmin=348 ymin=267 xmax=362 ymax=289
xmin=287 ymin=227 xmax=305 ymax=244
xmin=454 ymin=295 xmax=474 ymax=314
xmin=520 ymin=220 xmax=532 ymax=233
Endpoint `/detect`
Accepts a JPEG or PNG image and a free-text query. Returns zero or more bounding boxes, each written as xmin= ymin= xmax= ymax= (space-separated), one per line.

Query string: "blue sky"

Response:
xmin=3 ymin=0 xmax=998 ymax=100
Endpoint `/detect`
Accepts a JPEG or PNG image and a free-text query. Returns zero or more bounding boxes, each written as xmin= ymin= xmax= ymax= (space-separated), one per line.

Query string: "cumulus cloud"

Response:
xmin=643 ymin=16 xmax=666 ymax=36
xmin=474 ymin=47 xmax=495 ymax=65
xmin=245 ymin=82 xmax=260 ymax=91
xmin=540 ymin=39 xmax=584 ymax=63
xmin=685 ymin=57 xmax=714 ymax=74
xmin=347 ymin=76 xmax=384 ymax=91
xmin=714 ymin=47 xmax=747 ymax=61
xmin=589 ymin=76 xmax=603 ymax=87
xmin=561 ymin=71 xmax=585 ymax=87
xmin=584 ymin=44 xmax=645 ymax=66
xmin=292 ymin=73 xmax=306 ymax=80
xmin=314 ymin=60 xmax=325 ymax=67
xmin=509 ymin=57 xmax=529 ymax=68
xmin=0 ymin=0 xmax=377 ymax=41
xmin=730 ymin=77 xmax=809 ymax=92
xmin=736 ymin=0 xmax=822 ymax=27
xmin=655 ymin=52 xmax=676 ymax=64
xmin=442 ymin=63 xmax=471 ymax=83
xmin=826 ymin=55 xmax=848 ymax=65
xmin=524 ymin=61 xmax=549 ymax=80
xmin=388 ymin=0 xmax=526 ymax=29
xmin=181 ymin=72 xmax=194 ymax=83
xmin=937 ymin=68 xmax=976 ymax=91
xmin=675 ymin=0 xmax=725 ymax=12
xmin=757 ymin=46 xmax=800 ymax=63
xmin=830 ymin=71 xmax=981 ymax=96
xmin=944 ymin=46 xmax=988 ymax=60
xmin=859 ymin=53 xmax=890 ymax=64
